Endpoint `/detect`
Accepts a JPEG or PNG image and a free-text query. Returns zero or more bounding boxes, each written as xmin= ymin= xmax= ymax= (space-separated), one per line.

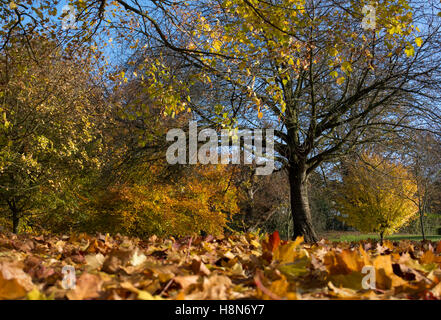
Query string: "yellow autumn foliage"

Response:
xmin=335 ymin=153 xmax=418 ymax=237
xmin=87 ymin=164 xmax=240 ymax=238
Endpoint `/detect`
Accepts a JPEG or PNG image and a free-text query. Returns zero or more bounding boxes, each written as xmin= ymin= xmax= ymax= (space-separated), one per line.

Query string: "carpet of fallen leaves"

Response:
xmin=1 ymin=231 xmax=441 ymax=300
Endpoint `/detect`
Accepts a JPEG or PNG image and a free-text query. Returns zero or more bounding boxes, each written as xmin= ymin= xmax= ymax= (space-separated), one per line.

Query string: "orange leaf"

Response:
xmin=0 ymin=262 xmax=34 ymax=299
xmin=269 ymin=231 xmax=281 ymax=252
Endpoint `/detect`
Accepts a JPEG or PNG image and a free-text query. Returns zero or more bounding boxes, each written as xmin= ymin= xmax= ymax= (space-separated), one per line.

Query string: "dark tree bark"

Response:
xmin=288 ymin=163 xmax=319 ymax=243
xmin=12 ymin=211 xmax=19 ymax=234
xmin=6 ymin=199 xmax=20 ymax=234
xmin=417 ymin=186 xmax=426 ymax=240
xmin=419 ymin=209 xmax=426 ymax=241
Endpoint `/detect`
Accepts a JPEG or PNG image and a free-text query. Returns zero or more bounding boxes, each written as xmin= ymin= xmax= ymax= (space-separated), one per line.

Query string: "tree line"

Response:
xmin=0 ymin=0 xmax=440 ymax=241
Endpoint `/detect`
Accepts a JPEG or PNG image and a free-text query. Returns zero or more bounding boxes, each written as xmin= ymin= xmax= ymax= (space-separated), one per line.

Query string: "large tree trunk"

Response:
xmin=288 ymin=163 xmax=319 ymax=243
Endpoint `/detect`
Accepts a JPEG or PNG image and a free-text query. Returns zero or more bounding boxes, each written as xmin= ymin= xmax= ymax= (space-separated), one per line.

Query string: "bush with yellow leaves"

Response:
xmin=85 ymin=164 xmax=240 ymax=238
xmin=335 ymin=153 xmax=418 ymax=242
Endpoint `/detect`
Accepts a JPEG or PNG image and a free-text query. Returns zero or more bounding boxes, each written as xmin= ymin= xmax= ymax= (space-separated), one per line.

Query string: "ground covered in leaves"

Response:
xmin=1 ymin=231 xmax=441 ymax=300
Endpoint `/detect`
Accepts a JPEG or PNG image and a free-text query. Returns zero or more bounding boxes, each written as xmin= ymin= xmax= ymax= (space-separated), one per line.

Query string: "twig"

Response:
xmin=160 ymin=279 xmax=174 ymax=297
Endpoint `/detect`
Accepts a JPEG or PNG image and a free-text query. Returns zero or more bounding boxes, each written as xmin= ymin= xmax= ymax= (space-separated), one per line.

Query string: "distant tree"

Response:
xmin=86 ymin=164 xmax=240 ymax=237
xmin=0 ymin=37 xmax=104 ymax=233
xmin=335 ymin=153 xmax=418 ymax=243
xmin=232 ymin=167 xmax=290 ymax=233
xmin=402 ymin=132 xmax=441 ymax=239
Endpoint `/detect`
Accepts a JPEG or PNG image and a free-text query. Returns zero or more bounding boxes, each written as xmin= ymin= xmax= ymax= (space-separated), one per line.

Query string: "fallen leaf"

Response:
xmin=0 ymin=262 xmax=34 ymax=299
xmin=130 ymin=249 xmax=147 ymax=267
xmin=66 ymin=273 xmax=102 ymax=300
xmin=85 ymin=253 xmax=105 ymax=270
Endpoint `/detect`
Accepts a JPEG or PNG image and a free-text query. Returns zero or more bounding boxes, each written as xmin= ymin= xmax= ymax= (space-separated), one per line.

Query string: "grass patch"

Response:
xmin=326 ymin=232 xmax=441 ymax=242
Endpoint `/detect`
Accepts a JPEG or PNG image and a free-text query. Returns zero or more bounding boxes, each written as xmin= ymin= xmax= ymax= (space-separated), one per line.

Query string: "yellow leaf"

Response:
xmin=138 ymin=290 xmax=164 ymax=300
xmin=329 ymin=47 xmax=338 ymax=57
xmin=339 ymin=249 xmax=365 ymax=272
xmin=405 ymin=45 xmax=415 ymax=57
xmin=415 ymin=37 xmax=423 ymax=47
xmin=278 ymin=257 xmax=310 ymax=278
xmin=341 ymin=61 xmax=352 ymax=74
xmin=373 ymin=255 xmax=407 ymax=290
xmin=274 ymin=236 xmax=304 ymax=263
xmin=27 ymin=288 xmax=52 ymax=300
xmin=213 ymin=40 xmax=222 ymax=51
xmin=328 ymin=272 xmax=365 ymax=291
xmin=336 ymin=76 xmax=345 ymax=85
